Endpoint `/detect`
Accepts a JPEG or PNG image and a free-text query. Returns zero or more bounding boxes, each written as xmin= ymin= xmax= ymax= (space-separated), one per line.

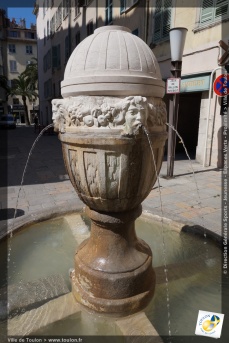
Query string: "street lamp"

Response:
xmin=167 ymin=27 xmax=188 ymax=177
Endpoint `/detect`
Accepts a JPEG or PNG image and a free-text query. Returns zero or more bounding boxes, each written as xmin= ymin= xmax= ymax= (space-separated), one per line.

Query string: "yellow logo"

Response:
xmin=202 ymin=315 xmax=220 ymax=332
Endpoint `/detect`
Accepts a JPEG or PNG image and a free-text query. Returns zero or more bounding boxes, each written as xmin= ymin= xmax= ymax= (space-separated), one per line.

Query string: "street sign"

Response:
xmin=166 ymin=78 xmax=180 ymax=94
xmin=213 ymin=74 xmax=229 ymax=97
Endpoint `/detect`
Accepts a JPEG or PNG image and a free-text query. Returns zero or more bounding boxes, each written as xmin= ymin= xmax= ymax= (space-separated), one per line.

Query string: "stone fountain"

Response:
xmin=52 ymin=26 xmax=167 ymax=315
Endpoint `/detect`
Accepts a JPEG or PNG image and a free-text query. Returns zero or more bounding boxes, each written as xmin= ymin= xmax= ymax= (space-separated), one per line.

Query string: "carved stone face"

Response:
xmin=125 ymin=103 xmax=147 ymax=134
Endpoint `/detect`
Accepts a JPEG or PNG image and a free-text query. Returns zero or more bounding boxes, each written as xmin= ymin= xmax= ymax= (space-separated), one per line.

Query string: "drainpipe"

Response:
xmin=203 ymin=66 xmax=226 ymax=167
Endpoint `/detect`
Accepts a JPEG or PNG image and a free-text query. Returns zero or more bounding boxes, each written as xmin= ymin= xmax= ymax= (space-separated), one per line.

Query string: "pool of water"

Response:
xmin=1 ymin=213 xmax=227 ymax=341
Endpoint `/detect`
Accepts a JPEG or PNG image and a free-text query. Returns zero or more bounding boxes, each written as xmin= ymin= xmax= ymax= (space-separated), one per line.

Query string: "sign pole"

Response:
xmin=167 ymin=61 xmax=182 ymax=177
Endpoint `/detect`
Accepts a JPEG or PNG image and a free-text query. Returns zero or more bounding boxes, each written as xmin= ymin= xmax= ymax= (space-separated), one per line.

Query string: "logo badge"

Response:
xmin=195 ymin=310 xmax=224 ymax=339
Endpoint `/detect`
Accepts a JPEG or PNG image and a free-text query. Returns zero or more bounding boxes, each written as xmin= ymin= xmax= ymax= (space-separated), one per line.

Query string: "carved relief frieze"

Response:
xmin=83 ymin=152 xmax=100 ymax=197
xmin=105 ymin=153 xmax=121 ymax=199
xmin=52 ymin=96 xmax=166 ymax=135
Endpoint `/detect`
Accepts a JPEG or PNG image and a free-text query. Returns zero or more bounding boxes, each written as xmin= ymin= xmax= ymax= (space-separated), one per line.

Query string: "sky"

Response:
xmin=0 ymin=1 xmax=36 ymax=28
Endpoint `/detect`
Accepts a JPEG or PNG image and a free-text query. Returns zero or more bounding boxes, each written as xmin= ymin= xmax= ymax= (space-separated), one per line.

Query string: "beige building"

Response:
xmin=34 ymin=0 xmax=228 ymax=166
xmin=0 ymin=10 xmax=38 ymax=124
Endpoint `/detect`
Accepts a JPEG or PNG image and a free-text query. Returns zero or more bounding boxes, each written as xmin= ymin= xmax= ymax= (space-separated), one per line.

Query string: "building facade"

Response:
xmin=34 ymin=0 xmax=229 ymax=167
xmin=0 ymin=10 xmax=38 ymax=124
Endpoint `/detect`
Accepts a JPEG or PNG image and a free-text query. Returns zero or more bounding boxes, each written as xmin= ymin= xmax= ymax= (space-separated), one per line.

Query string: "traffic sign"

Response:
xmin=213 ymin=74 xmax=229 ymax=97
xmin=166 ymin=78 xmax=180 ymax=94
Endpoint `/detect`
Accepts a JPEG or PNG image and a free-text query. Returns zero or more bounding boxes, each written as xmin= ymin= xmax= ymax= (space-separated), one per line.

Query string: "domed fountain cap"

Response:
xmin=61 ymin=26 xmax=165 ymax=98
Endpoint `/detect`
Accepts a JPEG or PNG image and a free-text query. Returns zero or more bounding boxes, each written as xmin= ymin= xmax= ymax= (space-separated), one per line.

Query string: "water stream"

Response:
xmin=165 ymin=123 xmax=209 ymax=257
xmin=142 ymin=126 xmax=172 ymax=339
xmin=7 ymin=124 xmax=54 ymax=265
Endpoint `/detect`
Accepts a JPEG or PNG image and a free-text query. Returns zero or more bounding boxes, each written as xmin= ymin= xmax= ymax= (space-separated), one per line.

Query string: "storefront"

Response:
xmin=176 ymin=73 xmax=211 ymax=158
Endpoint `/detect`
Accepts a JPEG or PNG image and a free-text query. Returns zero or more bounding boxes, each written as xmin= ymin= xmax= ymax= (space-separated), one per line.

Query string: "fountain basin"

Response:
xmin=1 ymin=210 xmax=226 ymax=340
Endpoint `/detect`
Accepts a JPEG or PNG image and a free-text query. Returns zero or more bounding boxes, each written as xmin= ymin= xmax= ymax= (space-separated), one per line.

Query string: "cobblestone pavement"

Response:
xmin=0 ymin=126 xmax=222 ymax=239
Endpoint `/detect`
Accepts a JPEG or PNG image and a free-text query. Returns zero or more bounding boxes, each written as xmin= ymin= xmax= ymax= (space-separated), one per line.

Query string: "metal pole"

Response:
xmin=167 ymin=61 xmax=182 ymax=177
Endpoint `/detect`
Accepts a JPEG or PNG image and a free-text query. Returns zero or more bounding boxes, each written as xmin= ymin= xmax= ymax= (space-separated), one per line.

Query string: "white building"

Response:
xmin=34 ymin=0 xmax=229 ymax=167
xmin=0 ymin=11 xmax=38 ymax=124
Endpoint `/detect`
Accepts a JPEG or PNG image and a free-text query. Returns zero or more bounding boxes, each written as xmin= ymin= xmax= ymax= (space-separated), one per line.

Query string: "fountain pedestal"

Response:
xmin=52 ymin=26 xmax=167 ymax=315
xmin=72 ymin=206 xmax=155 ymax=314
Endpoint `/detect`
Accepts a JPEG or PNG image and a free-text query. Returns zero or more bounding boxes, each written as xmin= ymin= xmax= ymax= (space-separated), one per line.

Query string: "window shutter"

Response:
xmin=120 ymin=0 xmax=125 ymax=12
xmin=215 ymin=0 xmax=228 ymax=19
xmin=154 ymin=0 xmax=162 ymax=41
xmin=52 ymin=46 xmax=58 ymax=68
xmin=163 ymin=0 xmax=172 ymax=38
xmin=201 ymin=0 xmax=214 ymax=23
xmin=57 ymin=44 xmax=61 ymax=67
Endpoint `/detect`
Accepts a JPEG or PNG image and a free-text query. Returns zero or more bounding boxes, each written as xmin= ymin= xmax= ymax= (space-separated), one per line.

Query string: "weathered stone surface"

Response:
xmin=7 ymin=293 xmax=81 ymax=336
xmin=52 ymin=25 xmax=167 ymax=315
xmin=71 ymin=207 xmax=156 ymax=315
xmin=61 ymin=26 xmax=165 ymax=98
xmin=116 ymin=312 xmax=163 ymax=342
xmin=7 ymin=274 xmax=69 ymax=317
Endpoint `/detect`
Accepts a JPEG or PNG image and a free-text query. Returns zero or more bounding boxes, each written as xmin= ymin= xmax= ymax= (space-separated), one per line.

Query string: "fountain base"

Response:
xmin=71 ymin=206 xmax=156 ymax=315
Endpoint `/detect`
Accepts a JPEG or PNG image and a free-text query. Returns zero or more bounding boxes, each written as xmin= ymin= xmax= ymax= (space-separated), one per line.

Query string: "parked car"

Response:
xmin=0 ymin=115 xmax=16 ymax=129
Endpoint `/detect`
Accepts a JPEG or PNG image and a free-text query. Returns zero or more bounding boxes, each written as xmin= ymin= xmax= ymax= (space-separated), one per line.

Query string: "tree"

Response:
xmin=0 ymin=75 xmax=10 ymax=114
xmin=21 ymin=57 xmax=38 ymax=91
xmin=11 ymin=74 xmax=38 ymax=125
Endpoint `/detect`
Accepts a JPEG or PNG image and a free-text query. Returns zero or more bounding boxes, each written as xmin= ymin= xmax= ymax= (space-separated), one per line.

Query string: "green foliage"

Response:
xmin=11 ymin=74 xmax=38 ymax=125
xmin=21 ymin=57 xmax=38 ymax=91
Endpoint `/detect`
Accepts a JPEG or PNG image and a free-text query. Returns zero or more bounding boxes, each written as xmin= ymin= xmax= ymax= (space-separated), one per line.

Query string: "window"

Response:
xmin=25 ymin=31 xmax=36 ymax=39
xmin=63 ymin=0 xmax=69 ymax=18
xmin=75 ymin=0 xmax=80 ymax=17
xmin=132 ymin=28 xmax=139 ymax=36
xmin=87 ymin=21 xmax=93 ymax=36
xmin=200 ymin=0 xmax=229 ymax=25
xmin=153 ymin=0 xmax=172 ymax=43
xmin=56 ymin=3 xmax=62 ymax=29
xmin=65 ymin=35 xmax=70 ymax=63
xmin=26 ymin=45 xmax=33 ymax=54
xmin=47 ymin=20 xmax=50 ymax=38
xmin=44 ymin=78 xmax=52 ymax=99
xmin=75 ymin=31 xmax=81 ymax=47
xmin=9 ymin=60 xmax=17 ymax=72
xmin=105 ymin=0 xmax=113 ymax=25
xmin=52 ymin=44 xmax=61 ymax=69
xmin=53 ymin=83 xmax=56 ymax=97
xmin=13 ymin=98 xmax=19 ymax=105
xmin=120 ymin=0 xmax=138 ymax=13
xmin=51 ymin=15 xmax=55 ymax=35
xmin=9 ymin=44 xmax=16 ymax=53
xmin=8 ymin=30 xmax=20 ymax=38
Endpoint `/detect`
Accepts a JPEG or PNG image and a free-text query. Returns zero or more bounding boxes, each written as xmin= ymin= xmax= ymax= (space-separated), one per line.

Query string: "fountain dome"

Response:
xmin=61 ymin=26 xmax=165 ymax=98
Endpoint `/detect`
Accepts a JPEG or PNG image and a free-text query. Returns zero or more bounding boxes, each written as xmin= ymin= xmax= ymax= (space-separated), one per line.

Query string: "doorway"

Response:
xmin=176 ymin=92 xmax=202 ymax=158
